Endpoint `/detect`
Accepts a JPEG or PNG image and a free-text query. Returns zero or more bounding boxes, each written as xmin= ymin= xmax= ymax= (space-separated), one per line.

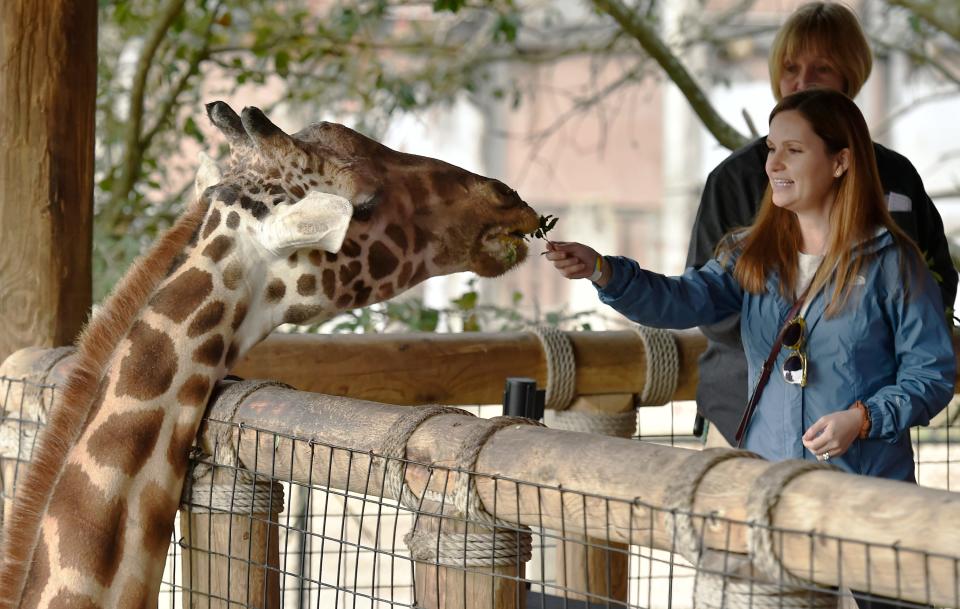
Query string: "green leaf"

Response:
xmin=433 ymin=0 xmax=467 ymax=13
xmin=452 ymin=291 xmax=478 ymax=311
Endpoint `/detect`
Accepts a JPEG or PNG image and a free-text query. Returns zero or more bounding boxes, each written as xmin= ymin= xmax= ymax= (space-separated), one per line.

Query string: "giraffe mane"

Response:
xmin=0 ymin=197 xmax=210 ymax=609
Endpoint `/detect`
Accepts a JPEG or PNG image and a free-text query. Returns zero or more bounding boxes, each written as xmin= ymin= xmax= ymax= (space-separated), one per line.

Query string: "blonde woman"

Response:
xmin=547 ymin=89 xmax=954 ymax=482
xmin=686 ymin=2 xmax=956 ymax=447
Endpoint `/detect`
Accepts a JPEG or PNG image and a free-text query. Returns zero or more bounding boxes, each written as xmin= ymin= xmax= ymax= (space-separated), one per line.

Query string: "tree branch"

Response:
xmin=111 ymin=0 xmax=186 ymax=209
xmin=591 ymin=0 xmax=748 ymax=151
xmin=884 ymin=0 xmax=960 ymax=44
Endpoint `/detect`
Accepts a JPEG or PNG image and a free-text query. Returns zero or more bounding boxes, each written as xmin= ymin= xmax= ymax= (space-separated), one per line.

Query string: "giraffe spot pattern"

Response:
xmin=87 ymin=408 xmax=165 ymax=476
xmin=187 ymin=301 xmax=225 ymax=338
xmin=47 ymin=590 xmax=102 ymax=609
xmin=213 ymin=185 xmax=239 ymax=205
xmin=240 ymin=195 xmax=270 ymax=220
xmin=284 ymin=304 xmax=323 ymax=325
xmin=297 ymin=274 xmax=317 ymax=296
xmin=193 ymin=335 xmax=225 ymax=367
xmin=308 ymin=249 xmax=324 ymax=266
xmin=118 ymin=576 xmax=149 ymax=609
xmin=359 ymin=233 xmax=369 ymax=241
xmin=368 ymin=241 xmax=399 ymax=280
xmin=352 ymin=280 xmax=372 ymax=307
xmin=339 ymin=261 xmax=361 ymax=285
xmin=413 ymin=225 xmax=430 ymax=254
xmin=325 ymin=251 xmax=337 ymax=263
xmin=406 ymin=174 xmax=428 ymax=206
xmin=336 ymin=294 xmax=353 ymax=308
xmin=385 ymin=224 xmax=408 ymax=252
xmin=322 ymin=270 xmax=336 ymax=300
xmin=231 ymin=302 xmax=248 ymax=331
xmin=47 ymin=464 xmax=127 ymax=587
xmin=377 ymin=282 xmax=394 ymax=300
xmin=150 ymin=268 xmax=214 ymax=323
xmin=409 ymin=262 xmax=429 ymax=288
xmin=177 ymin=374 xmax=211 ymax=408
xmin=20 ymin=538 xmax=50 ymax=609
xmin=116 ymin=321 xmax=178 ymax=400
xmin=226 ymin=210 xmax=241 ymax=229
xmin=202 ymin=235 xmax=235 ymax=263
xmin=290 ymin=184 xmax=305 ymax=199
xmin=265 ymin=278 xmax=286 ymax=302
xmin=398 ymin=261 xmax=413 ymax=288
xmin=341 ymin=239 xmax=362 ymax=258
xmin=222 ymin=261 xmax=244 ymax=290
xmin=287 ymin=252 xmax=299 ymax=267
xmin=225 ymin=342 xmax=239 ymax=368
xmin=139 ymin=481 xmax=178 ymax=560
xmin=201 ymin=208 xmax=221 ymax=240
xmin=167 ymin=420 xmax=197 ymax=478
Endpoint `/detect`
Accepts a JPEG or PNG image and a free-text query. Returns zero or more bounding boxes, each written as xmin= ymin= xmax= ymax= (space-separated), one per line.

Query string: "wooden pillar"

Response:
xmin=179 ymin=468 xmax=284 ymax=608
xmin=410 ymin=512 xmax=530 ymax=609
xmin=0 ymin=0 xmax=95 ymax=365
xmin=550 ymin=395 xmax=633 ymax=606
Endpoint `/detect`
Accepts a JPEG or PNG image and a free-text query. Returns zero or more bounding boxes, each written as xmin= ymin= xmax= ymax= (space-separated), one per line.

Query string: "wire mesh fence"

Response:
xmin=2 ymin=359 xmax=960 ymax=609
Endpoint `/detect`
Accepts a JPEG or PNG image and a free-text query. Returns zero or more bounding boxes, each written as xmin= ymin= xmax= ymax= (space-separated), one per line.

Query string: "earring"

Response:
xmin=835 ymin=169 xmax=843 ymax=178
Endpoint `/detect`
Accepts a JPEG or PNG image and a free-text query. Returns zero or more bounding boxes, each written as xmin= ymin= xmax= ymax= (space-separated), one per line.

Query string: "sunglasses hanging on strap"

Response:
xmin=734 ymin=286 xmax=812 ymax=448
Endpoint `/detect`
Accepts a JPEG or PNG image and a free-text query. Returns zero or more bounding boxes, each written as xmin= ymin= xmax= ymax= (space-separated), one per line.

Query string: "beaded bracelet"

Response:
xmin=850 ymin=400 xmax=871 ymax=439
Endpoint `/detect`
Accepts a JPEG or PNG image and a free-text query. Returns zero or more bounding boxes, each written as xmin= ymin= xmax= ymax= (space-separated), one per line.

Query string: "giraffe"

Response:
xmin=0 ymin=101 xmax=540 ymax=609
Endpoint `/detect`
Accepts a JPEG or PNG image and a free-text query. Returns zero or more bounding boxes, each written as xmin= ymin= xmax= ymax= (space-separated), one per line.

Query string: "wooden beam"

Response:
xmin=0 ymin=0 xmax=95 ymax=364
xmin=196 ymin=382 xmax=960 ymax=607
xmin=233 ymin=330 xmax=706 ymax=405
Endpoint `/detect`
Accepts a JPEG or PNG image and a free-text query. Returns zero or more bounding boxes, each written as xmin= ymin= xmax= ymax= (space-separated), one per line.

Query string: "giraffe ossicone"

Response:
xmin=1 ymin=100 xmax=540 ymax=609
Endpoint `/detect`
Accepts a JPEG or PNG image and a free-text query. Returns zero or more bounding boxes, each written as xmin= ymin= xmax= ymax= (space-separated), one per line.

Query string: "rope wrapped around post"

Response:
xmin=631 ymin=325 xmax=679 ymax=406
xmin=664 ymin=449 xmax=838 ymax=609
xmin=402 ymin=414 xmax=542 ymax=567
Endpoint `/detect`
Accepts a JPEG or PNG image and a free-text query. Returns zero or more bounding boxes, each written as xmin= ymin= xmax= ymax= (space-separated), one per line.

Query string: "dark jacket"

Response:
xmin=685 ymin=136 xmax=957 ymax=444
xmin=602 ymin=229 xmax=955 ymax=481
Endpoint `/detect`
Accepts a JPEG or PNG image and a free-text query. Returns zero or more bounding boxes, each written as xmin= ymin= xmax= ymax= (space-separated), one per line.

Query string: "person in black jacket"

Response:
xmin=686 ymin=1 xmax=957 ymax=448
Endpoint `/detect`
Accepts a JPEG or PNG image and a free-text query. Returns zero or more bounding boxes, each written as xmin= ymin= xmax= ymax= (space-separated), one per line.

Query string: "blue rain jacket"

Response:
xmin=598 ymin=229 xmax=955 ymax=481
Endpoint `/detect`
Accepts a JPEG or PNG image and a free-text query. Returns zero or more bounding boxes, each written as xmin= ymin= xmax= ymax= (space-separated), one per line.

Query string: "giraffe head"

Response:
xmin=195 ymin=102 xmax=539 ymax=337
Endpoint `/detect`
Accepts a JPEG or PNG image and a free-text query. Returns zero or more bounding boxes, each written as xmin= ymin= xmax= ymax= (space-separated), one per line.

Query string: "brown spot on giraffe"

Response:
xmin=222 ymin=261 xmax=244 ymax=290
xmin=167 ymin=421 xmax=197 ymax=477
xmin=297 ymin=274 xmax=317 ymax=296
xmin=193 ymin=335 xmax=225 ymax=367
xmin=47 ymin=590 xmax=102 ymax=609
xmin=406 ymin=173 xmax=428 ymax=205
xmin=398 ymin=261 xmax=413 ymax=288
xmin=368 ymin=241 xmax=399 ymax=280
xmin=202 ymin=235 xmax=235 ymax=263
xmin=322 ymin=269 xmax=336 ymax=300
xmin=87 ymin=408 xmax=165 ymax=476
xmin=409 ymin=262 xmax=429 ymax=288
xmin=226 ymin=210 xmax=240 ymax=229
xmin=290 ymin=184 xmax=305 ymax=199
xmin=139 ymin=481 xmax=178 ymax=559
xmin=324 ymin=251 xmax=337 ymax=263
xmin=385 ymin=224 xmax=408 ymax=252
xmin=336 ymin=294 xmax=353 ymax=308
xmin=265 ymin=278 xmax=286 ymax=302
xmin=359 ymin=233 xmax=369 ymax=241
xmin=201 ymin=208 xmax=221 ymax=239
xmin=187 ymin=301 xmax=225 ymax=338
xmin=231 ymin=302 xmax=248 ymax=331
xmin=47 ymin=464 xmax=127 ymax=587
xmin=150 ymin=268 xmax=214 ymax=323
xmin=413 ymin=225 xmax=430 ymax=254
xmin=287 ymin=253 xmax=298 ymax=267
xmin=339 ymin=261 xmax=362 ymax=285
xmin=377 ymin=282 xmax=394 ymax=300
xmin=177 ymin=375 xmax=211 ymax=408
xmin=118 ymin=579 xmax=149 ymax=609
xmin=352 ymin=280 xmax=372 ymax=307
xmin=115 ymin=321 xmax=177 ymax=400
xmin=341 ymin=238 xmax=362 ymax=258
xmin=308 ymin=249 xmax=324 ymax=266
xmin=284 ymin=304 xmax=323 ymax=325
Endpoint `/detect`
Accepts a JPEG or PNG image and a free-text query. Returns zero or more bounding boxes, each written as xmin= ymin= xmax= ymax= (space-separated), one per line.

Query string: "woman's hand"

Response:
xmin=802 ymin=407 xmax=864 ymax=461
xmin=543 ymin=241 xmax=610 ymax=287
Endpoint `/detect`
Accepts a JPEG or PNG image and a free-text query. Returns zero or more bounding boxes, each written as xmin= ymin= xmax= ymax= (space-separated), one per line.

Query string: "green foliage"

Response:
xmin=295 ymin=277 xmax=593 ymax=334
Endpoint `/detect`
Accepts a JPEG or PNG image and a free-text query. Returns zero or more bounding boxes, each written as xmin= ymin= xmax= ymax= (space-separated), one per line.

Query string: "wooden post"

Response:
xmin=409 ymin=506 xmax=530 ymax=609
xmin=0 ymin=0 xmax=95 ymax=365
xmin=179 ymin=468 xmax=284 ymax=609
xmin=551 ymin=395 xmax=633 ymax=607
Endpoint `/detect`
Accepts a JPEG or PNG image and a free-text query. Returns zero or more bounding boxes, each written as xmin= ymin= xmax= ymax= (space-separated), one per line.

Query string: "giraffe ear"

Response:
xmin=258 ymin=191 xmax=354 ymax=256
xmin=195 ymin=152 xmax=222 ymax=198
